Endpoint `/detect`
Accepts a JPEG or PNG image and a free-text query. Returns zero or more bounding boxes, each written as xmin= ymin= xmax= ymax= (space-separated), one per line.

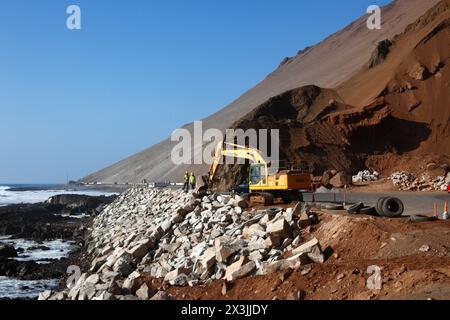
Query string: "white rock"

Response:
xmin=226 ymin=261 xmax=256 ymax=282
xmin=215 ymin=237 xmax=240 ymax=263
xmin=266 ymin=218 xmax=291 ymax=239
xmin=136 ymin=283 xmax=154 ymax=300
xmin=38 ymin=290 xmax=52 ymax=301
xmin=291 ymin=238 xmax=324 ymax=263
xmin=85 ymin=274 xmax=100 ymax=285
xmin=122 ymin=271 xmax=141 ymax=293
xmin=164 ymin=267 xmax=191 ymax=283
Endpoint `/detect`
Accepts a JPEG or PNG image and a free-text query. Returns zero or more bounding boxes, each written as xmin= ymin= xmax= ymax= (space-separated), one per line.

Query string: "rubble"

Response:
xmin=390 ymin=171 xmax=449 ymax=191
xmin=46 ymin=186 xmax=325 ymax=300
xmin=352 ymin=170 xmax=380 ymax=183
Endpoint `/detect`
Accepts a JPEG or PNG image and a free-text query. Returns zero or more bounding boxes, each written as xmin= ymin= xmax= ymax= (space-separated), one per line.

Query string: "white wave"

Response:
xmin=0 ymin=188 xmax=117 ymax=206
xmin=0 ymin=238 xmax=75 ymax=264
xmin=0 ymin=237 xmax=74 ymax=299
xmin=0 ymin=277 xmax=58 ymax=299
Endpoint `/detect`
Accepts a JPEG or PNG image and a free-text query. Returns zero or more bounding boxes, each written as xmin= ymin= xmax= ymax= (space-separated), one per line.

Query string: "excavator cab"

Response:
xmin=249 ymin=163 xmax=266 ymax=185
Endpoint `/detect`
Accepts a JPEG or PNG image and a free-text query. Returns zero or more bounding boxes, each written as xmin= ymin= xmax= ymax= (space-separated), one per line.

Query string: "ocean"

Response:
xmin=0 ymin=184 xmax=116 ymax=299
xmin=0 ymin=184 xmax=117 ymax=206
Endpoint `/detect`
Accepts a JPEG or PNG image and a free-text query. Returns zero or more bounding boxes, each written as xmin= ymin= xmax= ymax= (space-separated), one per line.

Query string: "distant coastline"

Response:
xmin=3 ymin=183 xmax=129 ymax=193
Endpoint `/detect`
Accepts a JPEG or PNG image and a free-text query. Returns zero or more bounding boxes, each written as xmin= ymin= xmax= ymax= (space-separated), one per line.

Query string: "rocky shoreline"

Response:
xmin=0 ymin=194 xmax=117 ymax=300
xmin=40 ymin=186 xmax=325 ymax=301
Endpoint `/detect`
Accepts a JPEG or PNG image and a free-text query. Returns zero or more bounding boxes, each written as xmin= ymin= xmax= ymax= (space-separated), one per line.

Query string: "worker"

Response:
xmin=183 ymin=171 xmax=190 ymax=193
xmin=189 ymin=173 xmax=197 ymax=190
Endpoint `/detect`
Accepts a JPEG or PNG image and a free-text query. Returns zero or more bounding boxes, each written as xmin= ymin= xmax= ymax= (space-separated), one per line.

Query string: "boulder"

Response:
xmin=164 ymin=267 xmax=191 ymax=283
xmin=160 ymin=220 xmax=172 ymax=233
xmin=128 ymin=239 xmax=153 ymax=259
xmin=243 ymin=224 xmax=266 ymax=239
xmin=266 ymin=218 xmax=290 ymax=239
xmin=0 ymin=243 xmax=18 ymax=258
xmin=248 ymin=250 xmax=265 ymax=262
xmin=321 ymin=170 xmax=334 ymax=187
xmin=200 ymin=248 xmax=216 ymax=271
xmin=135 ymin=283 xmax=155 ymax=300
xmin=329 ymin=172 xmax=351 ymax=188
xmin=85 ymin=274 xmax=100 ymax=285
xmin=215 ymin=237 xmax=240 ymax=263
xmin=122 ymin=271 xmax=141 ymax=294
xmin=38 ymin=290 xmax=52 ymax=301
xmin=224 ymin=256 xmax=248 ymax=281
xmin=263 ymin=235 xmax=281 ymax=249
xmin=112 ymin=253 xmax=134 ymax=277
xmin=191 ymin=242 xmax=208 ymax=259
xmin=90 ymin=256 xmax=108 ymax=272
xmin=291 ymin=238 xmax=324 ymax=263
xmin=226 ymin=261 xmax=256 ymax=282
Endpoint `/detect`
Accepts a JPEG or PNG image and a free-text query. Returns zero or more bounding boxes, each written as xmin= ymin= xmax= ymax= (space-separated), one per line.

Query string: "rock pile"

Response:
xmin=390 ymin=171 xmax=450 ymax=191
xmin=41 ymin=186 xmax=324 ymax=300
xmin=352 ymin=170 xmax=380 ymax=183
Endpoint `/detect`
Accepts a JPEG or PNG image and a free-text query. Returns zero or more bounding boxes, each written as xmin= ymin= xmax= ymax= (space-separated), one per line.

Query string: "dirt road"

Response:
xmin=304 ymin=191 xmax=450 ymax=216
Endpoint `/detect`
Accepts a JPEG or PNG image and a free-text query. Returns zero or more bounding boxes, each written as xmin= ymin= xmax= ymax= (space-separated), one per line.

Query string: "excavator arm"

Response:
xmin=207 ymin=142 xmax=268 ymax=183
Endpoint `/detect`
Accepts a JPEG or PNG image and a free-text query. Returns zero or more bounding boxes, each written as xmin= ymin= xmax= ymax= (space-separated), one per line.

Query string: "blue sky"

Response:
xmin=0 ymin=0 xmax=390 ymax=183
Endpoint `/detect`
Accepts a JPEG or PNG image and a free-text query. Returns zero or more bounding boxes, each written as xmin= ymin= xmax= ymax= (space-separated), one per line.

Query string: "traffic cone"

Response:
xmin=443 ymin=201 xmax=449 ymax=220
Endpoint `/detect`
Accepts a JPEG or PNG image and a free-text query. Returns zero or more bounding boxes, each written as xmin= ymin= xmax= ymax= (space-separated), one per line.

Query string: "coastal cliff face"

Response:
xmin=42 ymin=186 xmax=324 ymax=300
xmin=82 ymin=0 xmax=441 ymax=184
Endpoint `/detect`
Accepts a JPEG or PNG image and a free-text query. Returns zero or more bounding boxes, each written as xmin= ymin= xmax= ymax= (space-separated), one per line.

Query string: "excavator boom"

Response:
xmin=208 ymin=142 xmax=268 ymax=182
xmin=204 ymin=141 xmax=312 ymax=205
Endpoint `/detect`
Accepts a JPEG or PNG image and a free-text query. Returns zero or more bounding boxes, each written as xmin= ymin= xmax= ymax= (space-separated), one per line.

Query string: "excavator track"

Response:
xmin=249 ymin=192 xmax=275 ymax=206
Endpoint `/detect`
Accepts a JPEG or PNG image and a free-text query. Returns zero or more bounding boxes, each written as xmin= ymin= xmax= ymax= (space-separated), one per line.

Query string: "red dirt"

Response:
xmin=139 ymin=211 xmax=450 ymax=300
xmin=213 ymin=0 xmax=450 ymax=191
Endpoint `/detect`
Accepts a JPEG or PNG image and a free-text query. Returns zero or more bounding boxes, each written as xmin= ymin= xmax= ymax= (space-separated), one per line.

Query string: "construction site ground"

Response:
xmin=156 ymin=189 xmax=450 ymax=301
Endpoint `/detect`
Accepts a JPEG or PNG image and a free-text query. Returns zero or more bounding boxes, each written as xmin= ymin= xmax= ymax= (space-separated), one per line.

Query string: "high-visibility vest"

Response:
xmin=184 ymin=174 xmax=189 ymax=182
xmin=190 ymin=175 xmax=196 ymax=184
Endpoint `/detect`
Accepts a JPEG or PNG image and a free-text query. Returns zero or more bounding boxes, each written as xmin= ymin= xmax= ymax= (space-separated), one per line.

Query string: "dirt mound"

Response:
xmin=212 ymin=0 xmax=450 ymax=190
xmin=164 ymin=213 xmax=450 ymax=300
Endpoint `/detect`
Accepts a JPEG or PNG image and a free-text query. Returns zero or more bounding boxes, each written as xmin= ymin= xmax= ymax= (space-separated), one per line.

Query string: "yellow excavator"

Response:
xmin=203 ymin=142 xmax=313 ymax=205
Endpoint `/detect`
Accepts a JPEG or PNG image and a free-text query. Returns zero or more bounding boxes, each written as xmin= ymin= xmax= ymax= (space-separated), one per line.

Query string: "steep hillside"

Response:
xmin=212 ymin=0 xmax=450 ymax=190
xmin=83 ymin=0 xmax=441 ymax=184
